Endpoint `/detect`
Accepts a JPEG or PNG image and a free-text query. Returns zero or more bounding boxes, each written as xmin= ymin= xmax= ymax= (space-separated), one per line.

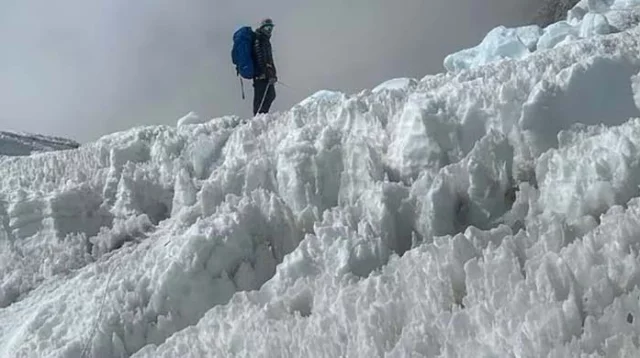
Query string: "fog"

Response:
xmin=0 ymin=0 xmax=540 ymax=142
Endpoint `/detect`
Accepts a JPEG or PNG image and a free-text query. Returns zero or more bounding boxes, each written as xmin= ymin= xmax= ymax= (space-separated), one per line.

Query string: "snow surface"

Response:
xmin=2 ymin=1 xmax=640 ymax=357
xmin=0 ymin=131 xmax=80 ymax=156
xmin=444 ymin=0 xmax=640 ymax=72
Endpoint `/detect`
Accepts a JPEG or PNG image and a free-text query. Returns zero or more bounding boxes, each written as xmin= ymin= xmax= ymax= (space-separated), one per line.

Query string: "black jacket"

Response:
xmin=253 ymin=29 xmax=276 ymax=80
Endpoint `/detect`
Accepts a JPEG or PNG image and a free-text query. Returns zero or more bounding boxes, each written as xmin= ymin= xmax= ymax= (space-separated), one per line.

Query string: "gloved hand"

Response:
xmin=266 ymin=64 xmax=277 ymax=83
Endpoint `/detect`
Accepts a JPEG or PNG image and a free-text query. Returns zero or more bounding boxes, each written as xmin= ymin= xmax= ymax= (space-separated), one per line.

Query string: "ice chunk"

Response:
xmin=176 ymin=111 xmax=208 ymax=127
xmin=537 ymin=21 xmax=579 ymax=50
xmin=295 ymin=90 xmax=345 ymax=108
xmin=444 ymin=25 xmax=542 ymax=72
xmin=372 ymin=78 xmax=417 ymax=93
xmin=519 ymin=55 xmax=640 ymax=156
xmin=579 ymin=12 xmax=612 ymax=37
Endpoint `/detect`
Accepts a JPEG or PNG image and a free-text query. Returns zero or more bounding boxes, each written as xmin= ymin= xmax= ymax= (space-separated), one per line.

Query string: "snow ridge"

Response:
xmin=444 ymin=0 xmax=640 ymax=72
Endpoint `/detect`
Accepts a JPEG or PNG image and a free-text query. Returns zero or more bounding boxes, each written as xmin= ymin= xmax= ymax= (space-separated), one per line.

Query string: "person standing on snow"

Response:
xmin=252 ymin=18 xmax=277 ymax=115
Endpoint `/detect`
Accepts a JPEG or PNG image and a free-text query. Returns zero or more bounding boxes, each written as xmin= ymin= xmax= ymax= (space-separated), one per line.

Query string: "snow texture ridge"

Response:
xmin=444 ymin=0 xmax=640 ymax=72
xmin=1 ymin=1 xmax=640 ymax=357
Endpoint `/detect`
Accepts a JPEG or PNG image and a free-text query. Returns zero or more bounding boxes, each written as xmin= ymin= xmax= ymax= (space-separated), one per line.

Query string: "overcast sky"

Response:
xmin=0 ymin=0 xmax=540 ymax=143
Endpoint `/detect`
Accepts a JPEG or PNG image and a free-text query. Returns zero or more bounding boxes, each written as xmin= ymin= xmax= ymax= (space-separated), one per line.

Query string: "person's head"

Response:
xmin=258 ymin=18 xmax=275 ymax=37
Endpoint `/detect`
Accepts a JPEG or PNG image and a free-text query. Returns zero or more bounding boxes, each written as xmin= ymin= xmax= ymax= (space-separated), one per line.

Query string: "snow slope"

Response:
xmin=2 ymin=1 xmax=640 ymax=357
xmin=444 ymin=0 xmax=640 ymax=72
xmin=0 ymin=131 xmax=80 ymax=156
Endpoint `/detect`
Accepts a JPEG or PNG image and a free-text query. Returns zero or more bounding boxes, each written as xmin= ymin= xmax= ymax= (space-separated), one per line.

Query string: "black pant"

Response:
xmin=253 ymin=79 xmax=276 ymax=115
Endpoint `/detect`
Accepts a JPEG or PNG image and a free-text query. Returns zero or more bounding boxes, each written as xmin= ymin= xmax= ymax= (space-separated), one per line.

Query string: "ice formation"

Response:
xmin=2 ymin=1 xmax=640 ymax=357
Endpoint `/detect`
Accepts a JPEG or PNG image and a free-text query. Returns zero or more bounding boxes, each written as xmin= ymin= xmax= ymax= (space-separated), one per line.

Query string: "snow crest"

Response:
xmin=444 ymin=0 xmax=640 ymax=72
xmin=1 ymin=4 xmax=640 ymax=358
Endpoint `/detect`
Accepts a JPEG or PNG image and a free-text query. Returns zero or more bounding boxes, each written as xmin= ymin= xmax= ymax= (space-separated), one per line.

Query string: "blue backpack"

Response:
xmin=231 ymin=26 xmax=256 ymax=80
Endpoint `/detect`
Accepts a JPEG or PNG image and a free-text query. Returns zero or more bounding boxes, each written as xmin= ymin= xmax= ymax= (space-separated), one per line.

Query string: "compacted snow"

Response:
xmin=2 ymin=0 xmax=640 ymax=357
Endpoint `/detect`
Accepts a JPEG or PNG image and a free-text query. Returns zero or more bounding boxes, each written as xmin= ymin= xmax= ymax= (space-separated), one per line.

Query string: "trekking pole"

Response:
xmin=257 ymin=82 xmax=272 ymax=114
xmin=239 ymin=77 xmax=245 ymax=100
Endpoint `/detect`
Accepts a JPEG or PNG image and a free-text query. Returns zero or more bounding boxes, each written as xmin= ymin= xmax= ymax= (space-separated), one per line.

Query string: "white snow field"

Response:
xmin=2 ymin=1 xmax=640 ymax=357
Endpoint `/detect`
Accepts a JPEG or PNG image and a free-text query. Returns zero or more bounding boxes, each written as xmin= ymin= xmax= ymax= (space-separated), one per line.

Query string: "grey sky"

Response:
xmin=0 ymin=0 xmax=539 ymax=143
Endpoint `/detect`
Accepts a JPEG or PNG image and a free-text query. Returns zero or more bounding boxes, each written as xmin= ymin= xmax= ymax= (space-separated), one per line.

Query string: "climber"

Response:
xmin=252 ymin=18 xmax=278 ymax=115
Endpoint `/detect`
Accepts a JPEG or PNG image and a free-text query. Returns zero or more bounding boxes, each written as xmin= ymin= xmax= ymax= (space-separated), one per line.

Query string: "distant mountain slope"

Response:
xmin=0 ymin=131 xmax=80 ymax=156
